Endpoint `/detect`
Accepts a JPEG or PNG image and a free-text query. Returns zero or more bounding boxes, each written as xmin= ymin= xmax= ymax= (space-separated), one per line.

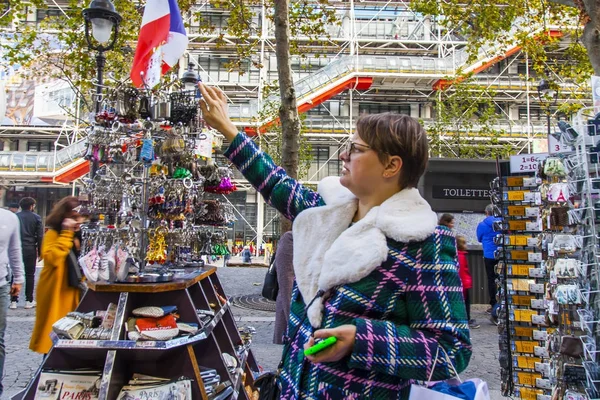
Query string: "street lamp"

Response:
xmin=82 ymin=0 xmax=122 ymax=113
xmin=537 ymin=79 xmax=558 ymax=140
xmin=181 ymin=63 xmax=200 ymax=92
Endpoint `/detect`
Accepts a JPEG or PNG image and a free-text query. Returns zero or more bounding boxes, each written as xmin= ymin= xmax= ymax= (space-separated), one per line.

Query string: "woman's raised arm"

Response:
xmin=198 ymin=83 xmax=325 ymax=221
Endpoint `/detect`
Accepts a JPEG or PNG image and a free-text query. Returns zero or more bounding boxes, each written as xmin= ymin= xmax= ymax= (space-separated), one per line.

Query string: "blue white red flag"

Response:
xmin=130 ymin=0 xmax=188 ymax=88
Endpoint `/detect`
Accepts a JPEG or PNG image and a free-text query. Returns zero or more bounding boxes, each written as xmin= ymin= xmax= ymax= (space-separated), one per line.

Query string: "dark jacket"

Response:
xmin=476 ymin=215 xmax=500 ymax=259
xmin=16 ymin=210 xmax=43 ymax=255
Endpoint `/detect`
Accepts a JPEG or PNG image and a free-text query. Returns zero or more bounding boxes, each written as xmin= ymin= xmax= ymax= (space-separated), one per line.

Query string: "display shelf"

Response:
xmin=86 ymin=267 xmax=214 ymax=293
xmin=232 ymin=349 xmax=249 ymax=400
xmin=49 ymin=301 xmax=231 ymax=350
xmin=15 ymin=268 xmax=259 ymax=400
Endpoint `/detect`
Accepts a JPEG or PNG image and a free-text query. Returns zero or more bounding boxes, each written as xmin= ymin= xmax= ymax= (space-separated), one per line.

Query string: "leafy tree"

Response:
xmin=428 ymin=80 xmax=518 ymax=159
xmin=410 ymin=0 xmax=594 ymax=85
xmin=0 ymin=0 xmax=335 ymax=235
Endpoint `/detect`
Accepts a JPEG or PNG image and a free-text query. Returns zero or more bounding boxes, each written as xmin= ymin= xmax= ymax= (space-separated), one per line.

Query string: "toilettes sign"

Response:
xmin=432 ymin=186 xmax=491 ymax=200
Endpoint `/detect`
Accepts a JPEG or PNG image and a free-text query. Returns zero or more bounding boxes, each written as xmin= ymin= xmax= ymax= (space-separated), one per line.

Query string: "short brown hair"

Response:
xmin=438 ymin=213 xmax=454 ymax=227
xmin=45 ymin=196 xmax=79 ymax=231
xmin=356 ymin=113 xmax=428 ymax=189
xmin=19 ymin=197 xmax=36 ymax=211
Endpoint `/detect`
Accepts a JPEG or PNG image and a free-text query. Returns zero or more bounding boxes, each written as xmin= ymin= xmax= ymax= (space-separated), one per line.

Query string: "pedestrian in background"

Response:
xmin=241 ymin=246 xmax=252 ymax=263
xmin=10 ymin=197 xmax=43 ymax=310
xmin=438 ymin=213 xmax=455 ymax=230
xmin=273 ymin=231 xmax=294 ymax=344
xmin=477 ymin=204 xmax=501 ymax=315
xmin=200 ymin=83 xmax=471 ymax=398
xmin=7 ymin=203 xmax=18 ymax=213
xmin=30 ymin=196 xmax=82 ymax=355
xmin=457 ymin=235 xmax=480 ymax=329
xmin=0 ymin=196 xmax=24 ymax=397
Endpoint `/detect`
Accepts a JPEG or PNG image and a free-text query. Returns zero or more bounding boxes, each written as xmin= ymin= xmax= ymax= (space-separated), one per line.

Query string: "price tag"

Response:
xmin=511 ymin=265 xmax=534 ymax=276
xmin=512 ymin=294 xmax=535 ymax=305
xmin=511 ymin=235 xmax=529 ymax=246
xmin=508 ymin=206 xmax=526 ymax=216
xmin=514 ymin=326 xmax=534 ymax=337
xmin=506 ymin=177 xmax=524 ymax=187
xmin=511 ymin=250 xmax=530 ymax=260
xmin=526 ymin=207 xmax=540 ymax=217
xmin=507 ymin=191 xmax=526 ymax=201
xmin=510 ymin=153 xmax=549 ymax=173
xmin=549 ymin=135 xmax=569 ymax=154
xmin=509 ymin=220 xmax=527 ymax=230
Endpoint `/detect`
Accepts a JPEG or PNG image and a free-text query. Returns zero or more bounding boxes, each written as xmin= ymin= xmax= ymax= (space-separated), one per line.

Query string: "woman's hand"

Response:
xmin=61 ymin=218 xmax=78 ymax=231
xmin=304 ymin=324 xmax=357 ymax=364
xmin=198 ymin=83 xmax=239 ymax=141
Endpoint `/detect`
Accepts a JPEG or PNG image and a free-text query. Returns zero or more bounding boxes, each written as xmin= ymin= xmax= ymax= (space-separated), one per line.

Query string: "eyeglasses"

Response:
xmin=341 ymin=141 xmax=371 ymax=158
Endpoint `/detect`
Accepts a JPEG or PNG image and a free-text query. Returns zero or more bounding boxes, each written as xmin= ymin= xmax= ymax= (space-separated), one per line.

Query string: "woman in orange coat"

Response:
xmin=29 ymin=196 xmax=82 ymax=354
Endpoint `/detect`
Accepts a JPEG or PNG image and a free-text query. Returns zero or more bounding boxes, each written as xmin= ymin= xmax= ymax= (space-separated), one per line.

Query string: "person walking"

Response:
xmin=456 ymin=235 xmax=480 ymax=329
xmin=30 ymin=196 xmax=82 ymax=355
xmin=10 ymin=197 xmax=43 ymax=310
xmin=199 ymin=83 xmax=471 ymax=399
xmin=0 ymin=200 xmax=24 ymax=397
xmin=273 ymin=231 xmax=294 ymax=344
xmin=477 ymin=204 xmax=501 ymax=315
xmin=241 ymin=246 xmax=252 ymax=263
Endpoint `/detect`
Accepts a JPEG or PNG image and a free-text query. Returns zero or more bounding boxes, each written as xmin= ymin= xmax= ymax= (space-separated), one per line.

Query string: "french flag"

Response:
xmin=130 ymin=0 xmax=188 ymax=88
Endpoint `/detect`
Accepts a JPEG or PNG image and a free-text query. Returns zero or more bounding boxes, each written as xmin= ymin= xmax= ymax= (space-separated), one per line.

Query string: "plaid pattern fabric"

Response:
xmin=224 ymin=134 xmax=324 ymax=220
xmin=225 ymin=134 xmax=472 ymax=399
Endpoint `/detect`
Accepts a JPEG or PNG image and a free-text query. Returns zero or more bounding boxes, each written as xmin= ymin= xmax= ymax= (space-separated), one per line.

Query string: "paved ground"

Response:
xmin=3 ymin=266 xmax=504 ymax=399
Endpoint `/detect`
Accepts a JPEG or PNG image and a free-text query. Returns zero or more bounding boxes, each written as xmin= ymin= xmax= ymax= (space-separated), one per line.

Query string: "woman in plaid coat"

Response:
xmin=199 ymin=84 xmax=472 ymax=399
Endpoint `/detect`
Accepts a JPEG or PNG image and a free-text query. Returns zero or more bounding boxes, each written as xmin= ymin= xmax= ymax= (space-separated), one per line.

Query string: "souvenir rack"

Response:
xmin=15 ymin=268 xmax=260 ymax=400
xmin=495 ymin=106 xmax=600 ymax=400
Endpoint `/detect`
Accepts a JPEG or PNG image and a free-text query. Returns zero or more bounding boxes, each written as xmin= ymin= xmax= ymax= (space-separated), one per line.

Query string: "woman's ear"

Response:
xmin=383 ymin=155 xmax=403 ymax=179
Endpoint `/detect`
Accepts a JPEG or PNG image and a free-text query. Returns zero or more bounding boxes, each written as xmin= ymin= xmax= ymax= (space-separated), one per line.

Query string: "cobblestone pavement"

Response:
xmin=4 ymin=266 xmax=505 ymax=399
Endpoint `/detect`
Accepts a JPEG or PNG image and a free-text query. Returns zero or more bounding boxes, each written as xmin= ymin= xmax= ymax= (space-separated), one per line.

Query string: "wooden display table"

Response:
xmin=15 ymin=268 xmax=259 ymax=400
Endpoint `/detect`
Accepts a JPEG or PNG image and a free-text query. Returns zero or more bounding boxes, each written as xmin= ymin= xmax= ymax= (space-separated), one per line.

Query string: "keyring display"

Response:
xmin=78 ymin=81 xmax=236 ymax=283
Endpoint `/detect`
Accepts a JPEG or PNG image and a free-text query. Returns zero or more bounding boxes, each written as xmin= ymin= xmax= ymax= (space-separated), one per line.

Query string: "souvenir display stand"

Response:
xmin=13 ymin=83 xmax=262 ymax=399
xmin=17 ymin=267 xmax=261 ymax=399
xmin=495 ymin=106 xmax=600 ymax=400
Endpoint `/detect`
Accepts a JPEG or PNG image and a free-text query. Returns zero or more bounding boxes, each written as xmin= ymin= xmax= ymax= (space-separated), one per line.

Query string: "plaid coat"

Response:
xmin=225 ymin=134 xmax=472 ymax=399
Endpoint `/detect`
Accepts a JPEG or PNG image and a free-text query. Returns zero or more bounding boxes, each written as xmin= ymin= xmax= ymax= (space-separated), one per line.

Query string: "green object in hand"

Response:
xmin=304 ymin=336 xmax=337 ymax=356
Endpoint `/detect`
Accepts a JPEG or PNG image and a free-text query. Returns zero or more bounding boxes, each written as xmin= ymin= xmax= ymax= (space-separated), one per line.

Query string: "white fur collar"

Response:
xmin=292 ymin=176 xmax=438 ymax=327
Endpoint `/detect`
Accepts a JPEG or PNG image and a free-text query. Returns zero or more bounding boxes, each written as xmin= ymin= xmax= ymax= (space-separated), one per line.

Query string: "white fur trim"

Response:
xmin=293 ymin=177 xmax=437 ymax=328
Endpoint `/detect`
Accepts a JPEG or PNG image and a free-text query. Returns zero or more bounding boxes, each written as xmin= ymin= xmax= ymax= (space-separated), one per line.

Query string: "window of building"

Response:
xmin=27 ymin=141 xmax=52 ymax=152
xmin=359 ymin=103 xmax=411 ymax=115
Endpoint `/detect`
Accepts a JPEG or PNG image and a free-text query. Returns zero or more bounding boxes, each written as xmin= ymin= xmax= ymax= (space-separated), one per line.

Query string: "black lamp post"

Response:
xmin=82 ymin=0 xmax=122 ymax=114
xmin=537 ymin=79 xmax=558 ymax=140
xmin=180 ymin=63 xmax=200 ymax=95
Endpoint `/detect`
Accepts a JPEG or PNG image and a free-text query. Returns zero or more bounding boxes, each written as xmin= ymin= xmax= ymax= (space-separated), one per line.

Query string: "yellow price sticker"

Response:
xmin=509 ymin=220 xmax=527 ymax=230
xmin=507 ymin=191 xmax=526 ymax=201
xmin=511 ymin=250 xmax=530 ymax=260
xmin=507 ymin=177 xmax=524 ymax=187
xmin=508 ymin=206 xmax=526 ymax=216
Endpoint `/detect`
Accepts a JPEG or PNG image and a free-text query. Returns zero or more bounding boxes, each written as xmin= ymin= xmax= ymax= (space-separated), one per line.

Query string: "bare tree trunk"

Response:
xmin=582 ymin=21 xmax=600 ymax=75
xmin=273 ymin=0 xmax=301 ymax=234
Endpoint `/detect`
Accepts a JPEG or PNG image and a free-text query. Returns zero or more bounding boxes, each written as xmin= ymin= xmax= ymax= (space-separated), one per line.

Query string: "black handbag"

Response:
xmin=262 ymin=252 xmax=278 ymax=301
xmin=66 ymin=249 xmax=83 ymax=288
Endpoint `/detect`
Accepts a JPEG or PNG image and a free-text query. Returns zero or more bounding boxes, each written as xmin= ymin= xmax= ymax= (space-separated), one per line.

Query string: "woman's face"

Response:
xmin=447 ymin=220 xmax=455 ymax=230
xmin=339 ymin=134 xmax=388 ymax=197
